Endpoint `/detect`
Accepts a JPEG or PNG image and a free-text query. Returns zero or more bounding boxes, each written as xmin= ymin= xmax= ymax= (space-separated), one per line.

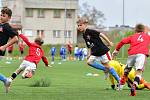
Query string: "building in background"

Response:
xmin=1 ymin=0 xmax=78 ymax=44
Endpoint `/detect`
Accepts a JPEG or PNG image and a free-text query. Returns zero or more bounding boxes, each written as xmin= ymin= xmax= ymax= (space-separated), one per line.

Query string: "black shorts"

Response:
xmin=20 ymin=51 xmax=24 ymax=54
xmin=8 ymin=50 xmax=12 ymax=54
xmin=0 ymin=50 xmax=6 ymax=56
xmin=68 ymin=50 xmax=72 ymax=55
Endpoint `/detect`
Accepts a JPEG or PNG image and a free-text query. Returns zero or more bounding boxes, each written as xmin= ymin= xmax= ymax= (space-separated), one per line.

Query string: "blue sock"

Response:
xmin=109 ymin=68 xmax=120 ymax=82
xmin=0 ymin=73 xmax=7 ymax=83
xmin=90 ymin=61 xmax=106 ymax=71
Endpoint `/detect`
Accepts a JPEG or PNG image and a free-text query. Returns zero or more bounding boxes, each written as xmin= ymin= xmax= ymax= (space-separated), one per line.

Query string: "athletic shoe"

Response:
xmin=130 ymin=84 xmax=136 ymax=96
xmin=144 ymin=82 xmax=150 ymax=90
xmin=116 ymin=82 xmax=124 ymax=90
xmin=4 ymin=78 xmax=12 ymax=93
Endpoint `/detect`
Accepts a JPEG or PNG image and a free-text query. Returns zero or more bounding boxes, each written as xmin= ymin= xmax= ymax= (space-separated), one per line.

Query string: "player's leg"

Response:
xmin=0 ymin=73 xmax=7 ymax=83
xmin=120 ymin=55 xmax=135 ymax=85
xmin=102 ymin=62 xmax=120 ymax=83
xmin=130 ymin=54 xmax=146 ymax=96
xmin=99 ymin=52 xmax=120 ymax=82
xmin=22 ymin=67 xmax=33 ymax=79
xmin=10 ymin=60 xmax=27 ymax=81
xmin=87 ymin=55 xmax=106 ymax=71
xmin=21 ymin=61 xmax=36 ymax=79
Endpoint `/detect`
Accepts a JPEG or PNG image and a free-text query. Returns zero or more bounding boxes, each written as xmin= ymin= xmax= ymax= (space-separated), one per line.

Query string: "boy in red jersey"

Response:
xmin=18 ymin=41 xmax=25 ymax=59
xmin=66 ymin=41 xmax=73 ymax=60
xmin=5 ymin=30 xmax=50 ymax=92
xmin=7 ymin=44 xmax=14 ymax=60
xmin=112 ymin=24 xmax=150 ymax=96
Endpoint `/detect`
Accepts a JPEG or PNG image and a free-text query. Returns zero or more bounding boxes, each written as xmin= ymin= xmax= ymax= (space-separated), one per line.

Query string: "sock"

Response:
xmin=52 ymin=56 xmax=54 ymax=61
xmin=89 ymin=61 xmax=106 ymax=71
xmin=109 ymin=68 xmax=120 ymax=82
xmin=124 ymin=65 xmax=132 ymax=76
xmin=0 ymin=73 xmax=7 ymax=82
xmin=11 ymin=72 xmax=17 ymax=80
xmin=133 ymin=75 xmax=141 ymax=87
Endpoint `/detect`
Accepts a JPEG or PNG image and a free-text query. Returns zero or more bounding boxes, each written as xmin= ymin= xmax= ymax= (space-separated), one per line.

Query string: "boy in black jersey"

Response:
xmin=77 ymin=18 xmax=120 ymax=84
xmin=0 ymin=7 xmax=18 ymax=56
xmin=0 ymin=7 xmax=18 ymax=92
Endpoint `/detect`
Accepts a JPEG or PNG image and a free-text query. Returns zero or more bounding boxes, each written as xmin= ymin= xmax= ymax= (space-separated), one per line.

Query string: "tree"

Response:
xmin=79 ymin=3 xmax=106 ymax=27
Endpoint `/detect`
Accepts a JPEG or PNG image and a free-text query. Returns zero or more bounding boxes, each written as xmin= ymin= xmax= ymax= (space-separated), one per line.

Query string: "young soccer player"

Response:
xmin=112 ymin=24 xmax=150 ymax=96
xmin=109 ymin=60 xmax=150 ymax=90
xmin=67 ymin=41 xmax=73 ymax=60
xmin=6 ymin=44 xmax=14 ymax=60
xmin=50 ymin=46 xmax=56 ymax=64
xmin=0 ymin=7 xmax=18 ymax=56
xmin=74 ymin=45 xmax=79 ymax=60
xmin=77 ymin=18 xmax=120 ymax=85
xmin=82 ymin=46 xmax=88 ymax=61
xmin=5 ymin=30 xmax=50 ymax=93
xmin=0 ymin=7 xmax=18 ymax=92
xmin=18 ymin=40 xmax=25 ymax=59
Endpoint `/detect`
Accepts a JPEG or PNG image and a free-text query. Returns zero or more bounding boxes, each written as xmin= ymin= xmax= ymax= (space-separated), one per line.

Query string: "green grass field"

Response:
xmin=0 ymin=58 xmax=150 ymax=100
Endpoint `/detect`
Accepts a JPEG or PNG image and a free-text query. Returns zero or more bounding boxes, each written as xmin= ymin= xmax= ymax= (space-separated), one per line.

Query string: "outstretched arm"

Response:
xmin=112 ymin=37 xmax=131 ymax=57
xmin=18 ymin=30 xmax=31 ymax=46
xmin=99 ymin=33 xmax=113 ymax=47
xmin=42 ymin=56 xmax=50 ymax=67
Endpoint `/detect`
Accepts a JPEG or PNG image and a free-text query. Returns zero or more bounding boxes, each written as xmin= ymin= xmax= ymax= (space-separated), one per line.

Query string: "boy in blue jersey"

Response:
xmin=78 ymin=47 xmax=83 ymax=61
xmin=82 ymin=47 xmax=88 ymax=61
xmin=50 ymin=46 xmax=56 ymax=64
xmin=63 ymin=46 xmax=67 ymax=61
xmin=74 ymin=45 xmax=79 ymax=60
xmin=59 ymin=45 xmax=65 ymax=64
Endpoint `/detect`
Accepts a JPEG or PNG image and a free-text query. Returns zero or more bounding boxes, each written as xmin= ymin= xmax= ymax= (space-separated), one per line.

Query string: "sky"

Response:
xmin=79 ymin=0 xmax=150 ymax=27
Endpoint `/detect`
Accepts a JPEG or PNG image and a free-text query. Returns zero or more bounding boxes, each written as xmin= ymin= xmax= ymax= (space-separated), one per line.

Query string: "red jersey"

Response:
xmin=19 ymin=34 xmax=48 ymax=66
xmin=67 ymin=43 xmax=72 ymax=51
xmin=116 ymin=32 xmax=150 ymax=56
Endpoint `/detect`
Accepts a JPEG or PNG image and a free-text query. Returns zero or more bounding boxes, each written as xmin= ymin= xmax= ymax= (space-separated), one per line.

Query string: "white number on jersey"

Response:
xmin=36 ymin=48 xmax=41 ymax=56
xmin=137 ymin=35 xmax=144 ymax=42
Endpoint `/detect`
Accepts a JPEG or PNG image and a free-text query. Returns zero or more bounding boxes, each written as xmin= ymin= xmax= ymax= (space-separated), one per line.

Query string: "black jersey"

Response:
xmin=83 ymin=28 xmax=109 ymax=56
xmin=0 ymin=23 xmax=17 ymax=56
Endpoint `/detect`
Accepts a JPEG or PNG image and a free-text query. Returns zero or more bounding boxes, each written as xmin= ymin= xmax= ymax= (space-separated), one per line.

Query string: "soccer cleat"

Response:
xmin=144 ymin=82 xmax=150 ymax=90
xmin=4 ymin=78 xmax=12 ymax=93
xmin=24 ymin=71 xmax=32 ymax=78
xmin=130 ymin=84 xmax=136 ymax=96
xmin=116 ymin=82 xmax=124 ymax=90
xmin=120 ymin=75 xmax=127 ymax=85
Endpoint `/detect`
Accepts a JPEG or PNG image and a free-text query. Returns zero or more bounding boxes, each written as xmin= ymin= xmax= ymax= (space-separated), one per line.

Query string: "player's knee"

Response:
xmin=87 ymin=60 xmax=93 ymax=65
xmin=22 ymin=72 xmax=33 ymax=79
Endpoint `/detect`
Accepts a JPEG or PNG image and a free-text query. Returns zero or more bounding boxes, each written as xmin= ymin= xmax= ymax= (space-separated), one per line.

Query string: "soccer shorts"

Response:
xmin=126 ymin=54 xmax=146 ymax=70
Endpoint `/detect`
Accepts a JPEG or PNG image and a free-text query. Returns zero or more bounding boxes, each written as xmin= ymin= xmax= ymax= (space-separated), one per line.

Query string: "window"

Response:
xmin=37 ymin=30 xmax=44 ymax=38
xmin=26 ymin=8 xmax=33 ymax=17
xmin=53 ymin=30 xmax=61 ymax=38
xmin=38 ymin=9 xmax=45 ymax=18
xmin=53 ymin=10 xmax=61 ymax=18
xmin=66 ymin=10 xmax=72 ymax=18
xmin=64 ymin=30 xmax=71 ymax=38
xmin=24 ymin=30 xmax=33 ymax=36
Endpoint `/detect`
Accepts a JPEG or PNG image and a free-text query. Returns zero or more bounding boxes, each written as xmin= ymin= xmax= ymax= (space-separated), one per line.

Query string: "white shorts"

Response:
xmin=126 ymin=54 xmax=146 ymax=70
xmin=88 ymin=51 xmax=112 ymax=63
xmin=18 ymin=60 xmax=36 ymax=72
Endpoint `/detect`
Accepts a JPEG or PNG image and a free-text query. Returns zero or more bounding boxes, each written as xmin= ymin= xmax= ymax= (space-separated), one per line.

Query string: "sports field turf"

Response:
xmin=0 ymin=58 xmax=150 ymax=100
